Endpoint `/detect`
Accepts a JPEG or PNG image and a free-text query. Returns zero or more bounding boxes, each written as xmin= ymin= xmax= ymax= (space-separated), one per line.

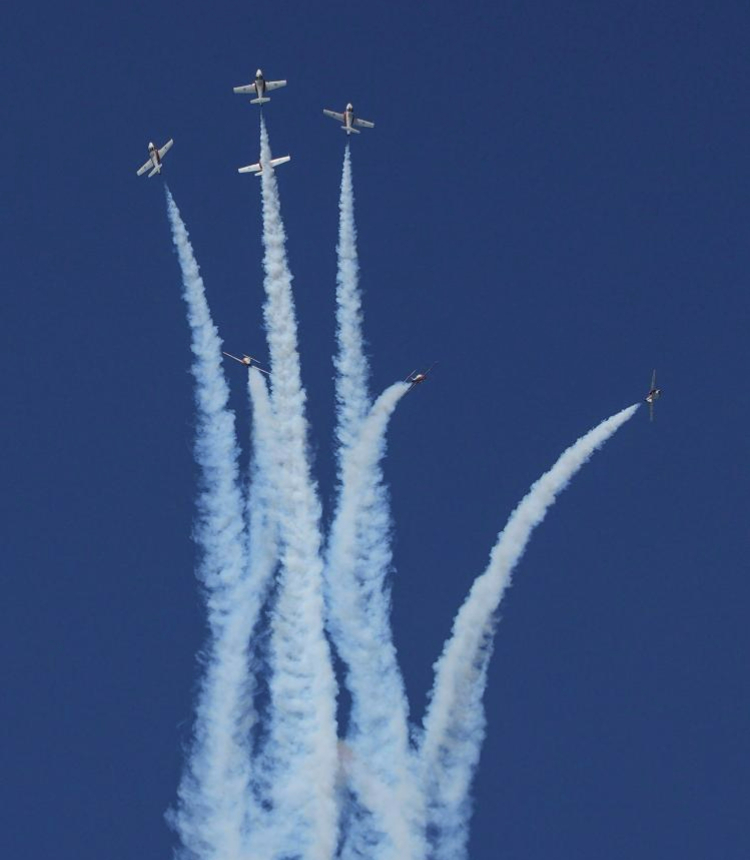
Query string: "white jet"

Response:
xmin=136 ymin=139 xmax=174 ymax=177
xmin=233 ymin=69 xmax=287 ymax=105
xmin=323 ymin=103 xmax=375 ymax=135
xmin=238 ymin=153 xmax=291 ymax=177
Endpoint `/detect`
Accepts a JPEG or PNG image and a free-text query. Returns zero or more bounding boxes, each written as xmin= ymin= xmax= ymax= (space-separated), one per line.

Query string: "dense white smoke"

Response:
xmin=325 ymin=148 xmax=425 ymax=860
xmin=421 ymin=404 xmax=640 ymax=860
xmin=165 ymin=189 xmax=262 ymax=860
xmin=327 ymin=383 xmax=426 ymax=860
xmin=333 ymin=145 xmax=371 ymax=452
xmin=163 ymin=129 xmax=641 ymax=860
xmin=256 ymin=118 xmax=340 ymax=860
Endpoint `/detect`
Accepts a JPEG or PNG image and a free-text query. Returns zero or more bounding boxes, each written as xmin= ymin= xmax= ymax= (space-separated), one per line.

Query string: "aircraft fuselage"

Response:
xmin=147 ymin=142 xmax=162 ymax=172
xmin=343 ymin=104 xmax=356 ymax=133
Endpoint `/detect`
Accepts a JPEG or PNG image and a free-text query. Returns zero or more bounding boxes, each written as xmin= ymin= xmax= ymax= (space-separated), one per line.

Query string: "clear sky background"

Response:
xmin=2 ymin=1 xmax=749 ymax=858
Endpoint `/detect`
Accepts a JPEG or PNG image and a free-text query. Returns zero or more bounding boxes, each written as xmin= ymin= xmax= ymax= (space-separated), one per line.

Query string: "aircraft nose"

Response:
xmin=257 ymin=68 xmax=262 ymax=76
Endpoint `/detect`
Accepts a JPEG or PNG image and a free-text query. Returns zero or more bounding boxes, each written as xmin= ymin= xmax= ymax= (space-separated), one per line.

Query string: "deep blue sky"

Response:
xmin=3 ymin=1 xmax=748 ymax=858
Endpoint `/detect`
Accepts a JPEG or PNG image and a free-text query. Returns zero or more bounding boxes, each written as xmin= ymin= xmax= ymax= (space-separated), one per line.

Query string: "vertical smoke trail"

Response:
xmin=327 ymin=382 xmax=426 ymax=860
xmin=421 ymin=404 xmax=640 ymax=860
xmin=328 ymin=147 xmax=424 ymax=860
xmin=244 ymin=366 xmax=278 ymax=615
xmin=165 ymin=188 xmax=261 ymax=860
xmin=256 ymin=118 xmax=339 ymax=860
xmin=334 ymin=145 xmax=371 ymax=452
xmin=242 ymin=366 xmax=280 ymax=839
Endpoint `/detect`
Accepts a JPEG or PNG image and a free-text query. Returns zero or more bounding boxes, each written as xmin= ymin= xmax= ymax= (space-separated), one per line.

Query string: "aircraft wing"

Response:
xmin=136 ymin=160 xmax=152 ymax=176
xmin=238 ymin=162 xmax=262 ymax=174
xmin=269 ymin=155 xmax=291 ymax=168
xmin=324 ymin=109 xmax=345 ymax=122
xmin=233 ymin=83 xmax=258 ymax=94
xmin=354 ymin=118 xmax=375 ymax=128
xmin=158 ymin=139 xmax=174 ymax=159
xmin=265 ymin=80 xmax=287 ymax=91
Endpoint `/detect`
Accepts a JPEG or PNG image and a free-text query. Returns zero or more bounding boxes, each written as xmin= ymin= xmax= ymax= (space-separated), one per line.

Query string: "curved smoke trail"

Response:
xmin=328 ymin=146 xmax=424 ymax=860
xmin=257 ymin=118 xmax=339 ymax=860
xmin=165 ymin=188 xmax=262 ymax=860
xmin=327 ymin=382 xmax=426 ymax=860
xmin=421 ymin=404 xmax=640 ymax=860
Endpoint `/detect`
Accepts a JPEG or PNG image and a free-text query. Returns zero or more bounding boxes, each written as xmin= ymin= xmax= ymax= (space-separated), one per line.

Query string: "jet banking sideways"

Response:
xmin=405 ymin=363 xmax=437 ymax=393
xmin=222 ymin=352 xmax=270 ymax=375
xmin=645 ymin=369 xmax=662 ymax=421
xmin=233 ymin=69 xmax=287 ymax=105
xmin=323 ymin=103 xmax=375 ymax=135
xmin=136 ymin=139 xmax=174 ymax=177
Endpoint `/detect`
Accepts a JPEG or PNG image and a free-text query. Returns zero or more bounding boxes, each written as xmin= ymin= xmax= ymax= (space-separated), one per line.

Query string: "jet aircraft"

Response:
xmin=136 ymin=139 xmax=174 ymax=177
xmin=223 ymin=352 xmax=270 ymax=375
xmin=233 ymin=69 xmax=287 ymax=105
xmin=405 ymin=363 xmax=437 ymax=393
xmin=323 ymin=103 xmax=375 ymax=135
xmin=645 ymin=369 xmax=662 ymax=421
xmin=238 ymin=154 xmax=291 ymax=176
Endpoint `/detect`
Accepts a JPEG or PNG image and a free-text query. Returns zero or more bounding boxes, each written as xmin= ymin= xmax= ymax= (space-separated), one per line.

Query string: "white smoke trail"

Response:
xmin=257 ymin=118 xmax=339 ymax=860
xmin=327 ymin=382 xmax=426 ymax=860
xmin=421 ymin=404 xmax=640 ymax=860
xmin=334 ymin=145 xmax=371 ymax=452
xmin=242 ymin=366 xmax=280 ymax=838
xmin=165 ymin=188 xmax=263 ymax=860
xmin=328 ymin=147 xmax=425 ymax=860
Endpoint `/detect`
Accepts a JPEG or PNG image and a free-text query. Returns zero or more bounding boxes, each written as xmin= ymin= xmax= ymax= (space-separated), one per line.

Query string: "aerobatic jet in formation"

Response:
xmin=233 ymin=69 xmax=287 ymax=105
xmin=136 ymin=139 xmax=174 ymax=177
xmin=222 ymin=352 xmax=270 ymax=374
xmin=323 ymin=103 xmax=375 ymax=135
xmin=405 ymin=363 xmax=437 ymax=393
xmin=238 ymin=153 xmax=291 ymax=176
xmin=645 ymin=369 xmax=662 ymax=421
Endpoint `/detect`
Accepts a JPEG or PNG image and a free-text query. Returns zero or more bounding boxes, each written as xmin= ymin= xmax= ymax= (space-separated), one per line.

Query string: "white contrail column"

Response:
xmin=241 ymin=367 xmax=280 ymax=845
xmin=421 ymin=404 xmax=639 ymax=860
xmin=328 ymin=147 xmax=425 ymax=860
xmin=257 ymin=118 xmax=339 ymax=860
xmin=327 ymin=383 xmax=427 ymax=860
xmin=334 ymin=145 xmax=370 ymax=450
xmin=244 ymin=367 xmax=278 ymax=631
xmin=165 ymin=189 xmax=261 ymax=860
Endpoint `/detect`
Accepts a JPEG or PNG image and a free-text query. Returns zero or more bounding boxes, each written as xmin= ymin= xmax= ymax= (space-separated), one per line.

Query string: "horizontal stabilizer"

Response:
xmin=148 ymin=165 xmax=160 ymax=178
xmin=344 ymin=126 xmax=360 ymax=134
xmin=251 ymin=97 xmax=271 ymax=105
